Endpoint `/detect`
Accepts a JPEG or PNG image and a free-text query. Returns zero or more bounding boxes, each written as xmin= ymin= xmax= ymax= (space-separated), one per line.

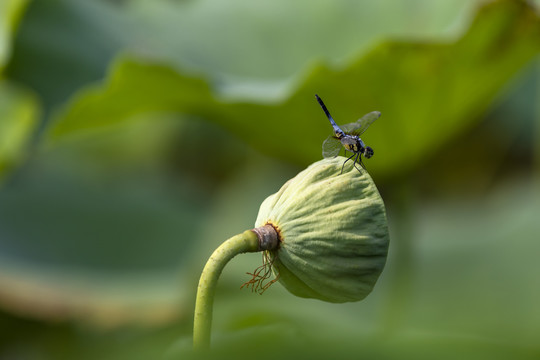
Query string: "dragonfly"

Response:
xmin=316 ymin=94 xmax=381 ymax=173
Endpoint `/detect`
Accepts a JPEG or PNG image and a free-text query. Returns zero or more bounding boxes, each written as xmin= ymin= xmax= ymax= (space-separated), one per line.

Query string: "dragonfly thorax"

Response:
xmin=340 ymin=135 xmax=364 ymax=154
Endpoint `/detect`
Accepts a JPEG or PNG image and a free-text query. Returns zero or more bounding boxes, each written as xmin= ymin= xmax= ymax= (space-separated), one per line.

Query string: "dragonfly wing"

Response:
xmin=322 ymin=135 xmax=342 ymax=158
xmin=340 ymin=111 xmax=381 ymax=135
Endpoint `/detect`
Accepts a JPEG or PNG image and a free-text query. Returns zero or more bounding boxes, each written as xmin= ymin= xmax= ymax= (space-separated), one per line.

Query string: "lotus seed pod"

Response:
xmin=254 ymin=157 xmax=389 ymax=303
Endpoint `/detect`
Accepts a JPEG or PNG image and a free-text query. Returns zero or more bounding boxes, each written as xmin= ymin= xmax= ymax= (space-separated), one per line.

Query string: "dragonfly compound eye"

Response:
xmin=364 ymin=146 xmax=374 ymax=159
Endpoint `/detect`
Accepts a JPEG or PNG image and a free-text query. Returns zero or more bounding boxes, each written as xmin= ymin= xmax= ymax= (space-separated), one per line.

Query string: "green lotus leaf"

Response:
xmin=46 ymin=0 xmax=540 ymax=179
xmin=0 ymin=81 xmax=39 ymax=183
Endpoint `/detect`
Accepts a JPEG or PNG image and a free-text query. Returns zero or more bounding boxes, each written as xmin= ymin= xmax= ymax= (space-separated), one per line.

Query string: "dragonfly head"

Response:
xmin=364 ymin=146 xmax=374 ymax=159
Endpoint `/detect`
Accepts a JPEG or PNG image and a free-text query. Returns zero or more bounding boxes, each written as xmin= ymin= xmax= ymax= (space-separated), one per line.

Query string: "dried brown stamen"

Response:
xmin=241 ymin=251 xmax=280 ymax=294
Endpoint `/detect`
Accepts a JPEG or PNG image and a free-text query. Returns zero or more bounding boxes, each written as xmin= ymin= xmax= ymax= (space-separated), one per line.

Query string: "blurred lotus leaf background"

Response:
xmin=1 ymin=0 xmax=540 ymax=359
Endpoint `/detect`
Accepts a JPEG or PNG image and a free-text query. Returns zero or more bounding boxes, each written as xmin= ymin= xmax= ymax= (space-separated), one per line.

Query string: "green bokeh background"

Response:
xmin=1 ymin=0 xmax=540 ymax=358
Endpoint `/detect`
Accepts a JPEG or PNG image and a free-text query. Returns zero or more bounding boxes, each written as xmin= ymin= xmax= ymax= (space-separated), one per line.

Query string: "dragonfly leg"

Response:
xmin=341 ymin=152 xmax=357 ymax=174
xmin=354 ymin=154 xmax=365 ymax=172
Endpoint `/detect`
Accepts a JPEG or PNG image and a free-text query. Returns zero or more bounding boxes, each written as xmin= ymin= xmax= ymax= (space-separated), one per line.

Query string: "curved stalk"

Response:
xmin=193 ymin=226 xmax=278 ymax=349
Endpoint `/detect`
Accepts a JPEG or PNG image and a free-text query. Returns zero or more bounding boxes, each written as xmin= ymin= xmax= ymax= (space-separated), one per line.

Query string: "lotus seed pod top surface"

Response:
xmin=255 ymin=157 xmax=389 ymax=303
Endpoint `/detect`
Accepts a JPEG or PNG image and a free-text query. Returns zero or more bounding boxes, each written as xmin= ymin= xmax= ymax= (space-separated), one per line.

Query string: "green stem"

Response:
xmin=192 ymin=229 xmax=260 ymax=349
